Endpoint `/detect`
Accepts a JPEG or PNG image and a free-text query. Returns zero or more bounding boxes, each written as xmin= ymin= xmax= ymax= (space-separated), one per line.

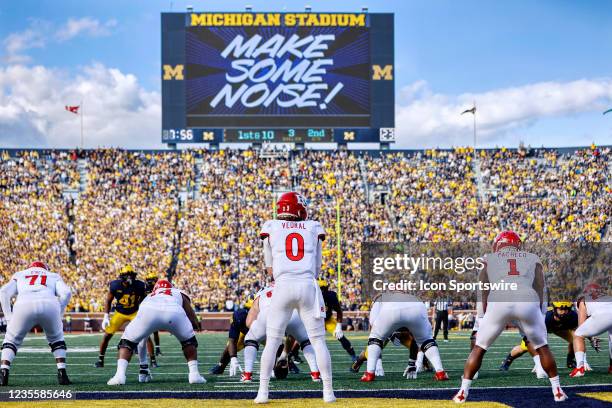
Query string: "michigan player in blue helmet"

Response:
xmin=499 ymin=301 xmax=594 ymax=372
xmin=94 ymin=265 xmax=146 ymax=368
xmin=318 ymin=278 xmax=357 ymax=362
xmin=208 ymin=296 xmax=254 ymax=375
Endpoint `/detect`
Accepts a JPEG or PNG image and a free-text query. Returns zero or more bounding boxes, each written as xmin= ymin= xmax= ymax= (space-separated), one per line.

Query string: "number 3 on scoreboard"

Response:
xmin=285 ymin=233 xmax=305 ymax=261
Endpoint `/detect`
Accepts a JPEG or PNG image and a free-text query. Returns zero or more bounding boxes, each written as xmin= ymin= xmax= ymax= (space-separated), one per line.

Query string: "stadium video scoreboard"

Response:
xmin=162 ymin=12 xmax=395 ymax=144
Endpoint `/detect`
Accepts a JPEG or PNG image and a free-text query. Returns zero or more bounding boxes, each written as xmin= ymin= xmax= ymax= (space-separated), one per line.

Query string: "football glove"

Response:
xmin=588 ymin=336 xmax=601 ymax=352
xmin=403 ymin=360 xmax=417 ymax=379
xmin=375 ymin=358 xmax=385 ymax=377
xmin=333 ymin=323 xmax=344 ymax=340
xmin=229 ymin=357 xmax=242 ymax=376
xmin=101 ymin=313 xmax=110 ymax=330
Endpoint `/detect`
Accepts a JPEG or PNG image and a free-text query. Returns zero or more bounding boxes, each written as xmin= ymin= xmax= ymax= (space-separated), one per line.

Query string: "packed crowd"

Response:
xmin=0 ymin=145 xmax=609 ymax=311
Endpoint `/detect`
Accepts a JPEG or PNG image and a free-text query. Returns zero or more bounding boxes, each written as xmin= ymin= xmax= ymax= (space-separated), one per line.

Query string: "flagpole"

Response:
xmin=80 ymin=100 xmax=84 ymax=149
xmin=473 ymin=100 xmax=477 ymax=160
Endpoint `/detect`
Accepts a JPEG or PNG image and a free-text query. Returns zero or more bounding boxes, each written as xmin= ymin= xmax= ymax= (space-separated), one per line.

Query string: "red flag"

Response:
xmin=65 ymin=105 xmax=79 ymax=114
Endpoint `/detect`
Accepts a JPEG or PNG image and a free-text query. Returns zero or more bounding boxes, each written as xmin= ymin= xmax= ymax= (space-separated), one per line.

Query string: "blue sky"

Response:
xmin=0 ymin=0 xmax=611 ymax=148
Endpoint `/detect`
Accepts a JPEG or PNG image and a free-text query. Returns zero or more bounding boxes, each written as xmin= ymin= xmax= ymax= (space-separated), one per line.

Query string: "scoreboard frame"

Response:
xmin=161 ymin=11 xmax=395 ymax=145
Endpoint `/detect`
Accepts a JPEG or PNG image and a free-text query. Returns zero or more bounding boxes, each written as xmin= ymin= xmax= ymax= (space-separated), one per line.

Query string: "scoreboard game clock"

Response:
xmin=162 ymin=11 xmax=395 ymax=145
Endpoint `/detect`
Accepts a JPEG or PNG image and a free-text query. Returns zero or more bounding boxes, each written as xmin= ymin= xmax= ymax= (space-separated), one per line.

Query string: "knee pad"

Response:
xmin=244 ymin=339 xmax=259 ymax=350
xmin=181 ymin=336 xmax=198 ymax=350
xmin=367 ymin=337 xmax=384 ymax=348
xmin=421 ymin=339 xmax=438 ymax=352
xmin=117 ymin=338 xmax=138 ymax=353
xmin=49 ymin=341 xmax=67 ymax=352
xmin=1 ymin=342 xmax=17 ymax=354
xmin=300 ymin=339 xmax=311 ymax=350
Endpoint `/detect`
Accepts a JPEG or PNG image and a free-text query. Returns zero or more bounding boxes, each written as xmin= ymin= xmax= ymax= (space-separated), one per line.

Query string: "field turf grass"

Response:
xmin=1 ymin=330 xmax=610 ymax=407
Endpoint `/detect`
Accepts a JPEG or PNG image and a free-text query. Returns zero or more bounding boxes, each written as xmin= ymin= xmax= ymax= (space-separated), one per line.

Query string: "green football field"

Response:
xmin=2 ymin=330 xmax=610 ymax=392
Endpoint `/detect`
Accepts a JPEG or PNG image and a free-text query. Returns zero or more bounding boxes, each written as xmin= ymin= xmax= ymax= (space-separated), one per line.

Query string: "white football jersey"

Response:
xmin=11 ymin=267 xmax=68 ymax=300
xmin=484 ymin=248 xmax=540 ymax=302
xmin=142 ymin=287 xmax=185 ymax=309
xmin=260 ymin=219 xmax=325 ymax=281
xmin=255 ymin=286 xmax=274 ymax=313
xmin=584 ymin=293 xmax=612 ymax=316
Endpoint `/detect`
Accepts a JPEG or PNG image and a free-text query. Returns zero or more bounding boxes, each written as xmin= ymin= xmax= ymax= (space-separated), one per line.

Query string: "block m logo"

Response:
xmin=163 ymin=65 xmax=184 ymax=80
xmin=372 ymin=65 xmax=393 ymax=80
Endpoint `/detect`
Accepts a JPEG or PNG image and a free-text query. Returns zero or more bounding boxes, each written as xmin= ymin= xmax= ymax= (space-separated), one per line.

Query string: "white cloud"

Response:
xmin=2 ymin=18 xmax=117 ymax=64
xmin=395 ymin=79 xmax=612 ymax=148
xmin=56 ymin=17 xmax=117 ymax=42
xmin=0 ymin=63 xmax=162 ymax=148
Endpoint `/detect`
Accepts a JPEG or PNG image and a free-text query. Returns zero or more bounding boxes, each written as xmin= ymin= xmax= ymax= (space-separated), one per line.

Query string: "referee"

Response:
xmin=432 ymin=295 xmax=451 ymax=342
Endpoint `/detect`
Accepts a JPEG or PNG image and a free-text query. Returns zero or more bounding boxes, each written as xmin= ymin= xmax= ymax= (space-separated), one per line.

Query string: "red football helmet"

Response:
xmin=276 ymin=192 xmax=308 ymax=221
xmin=153 ymin=279 xmax=172 ymax=291
xmin=493 ymin=230 xmax=522 ymax=252
xmin=583 ymin=283 xmax=605 ymax=299
xmin=29 ymin=261 xmax=49 ymax=270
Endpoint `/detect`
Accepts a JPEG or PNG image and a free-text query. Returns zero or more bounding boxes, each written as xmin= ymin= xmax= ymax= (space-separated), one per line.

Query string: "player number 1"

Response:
xmin=507 ymin=259 xmax=520 ymax=276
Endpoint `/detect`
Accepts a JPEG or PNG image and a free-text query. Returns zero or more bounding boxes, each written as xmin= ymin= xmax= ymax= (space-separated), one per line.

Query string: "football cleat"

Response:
xmin=208 ymin=364 xmax=225 ymax=375
xmin=150 ymin=359 xmax=159 ymax=368
xmin=360 ymin=371 xmax=375 ymax=382
xmin=350 ymin=358 xmax=363 ymax=373
xmin=453 ymin=389 xmax=468 ymax=403
xmin=138 ymin=367 xmax=152 ymax=383
xmin=351 ymin=354 xmax=358 ymax=363
xmin=293 ymin=354 xmax=303 ymax=364
xmin=240 ymin=372 xmax=253 ymax=383
xmin=310 ymin=371 xmax=322 ymax=382
xmin=569 ymin=366 xmax=585 ymax=377
xmin=0 ymin=368 xmax=9 ymax=386
xmin=107 ymin=375 xmax=126 ymax=385
xmin=288 ymin=359 xmax=300 ymax=374
xmin=254 ymin=390 xmax=269 ymax=404
xmin=323 ymin=389 xmax=336 ymax=403
xmin=553 ymin=387 xmax=568 ymax=402
xmin=188 ymin=373 xmax=206 ymax=384
xmin=499 ymin=358 xmax=512 ymax=371
xmin=57 ymin=368 xmax=72 ymax=385
xmin=434 ymin=370 xmax=450 ymax=381
xmin=94 ymin=359 xmax=104 ymax=368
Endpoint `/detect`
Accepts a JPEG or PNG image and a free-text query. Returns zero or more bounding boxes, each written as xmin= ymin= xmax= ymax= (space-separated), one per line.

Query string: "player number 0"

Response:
xmin=285 ymin=233 xmax=305 ymax=261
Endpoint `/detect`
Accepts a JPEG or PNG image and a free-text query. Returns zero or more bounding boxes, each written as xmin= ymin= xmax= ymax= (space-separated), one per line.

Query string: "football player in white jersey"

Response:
xmin=361 ymin=292 xmax=449 ymax=382
xmin=254 ymin=192 xmax=335 ymax=403
xmin=0 ymin=261 xmax=72 ymax=386
xmin=453 ymin=231 xmax=567 ymax=403
xmin=241 ymin=285 xmax=321 ymax=383
xmin=107 ymin=279 xmax=205 ymax=385
xmin=570 ymin=283 xmax=612 ymax=377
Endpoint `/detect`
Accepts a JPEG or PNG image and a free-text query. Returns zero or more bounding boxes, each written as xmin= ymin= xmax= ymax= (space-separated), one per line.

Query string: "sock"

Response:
xmin=424 ymin=346 xmax=444 ymax=372
xmin=1 ymin=348 xmax=16 ymax=364
xmin=302 ymin=344 xmax=319 ymax=373
xmin=98 ymin=354 xmax=105 ymax=361
xmin=116 ymin=359 xmax=128 ymax=378
xmin=461 ymin=377 xmax=472 ymax=391
xmin=137 ymin=339 xmax=148 ymax=365
xmin=533 ymin=354 xmax=543 ymax=371
xmin=257 ymin=378 xmax=270 ymax=397
xmin=1 ymin=364 xmax=10 ymax=370
xmin=57 ymin=362 xmax=66 ymax=369
xmin=549 ymin=375 xmax=560 ymax=389
xmin=575 ymin=351 xmax=585 ymax=368
xmin=339 ymin=336 xmax=355 ymax=356
xmin=259 ymin=335 xmax=282 ymax=381
xmin=310 ymin=336 xmax=332 ymax=383
xmin=187 ymin=360 xmax=199 ymax=375
xmin=366 ymin=344 xmax=382 ymax=373
xmin=244 ymin=345 xmax=258 ymax=373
